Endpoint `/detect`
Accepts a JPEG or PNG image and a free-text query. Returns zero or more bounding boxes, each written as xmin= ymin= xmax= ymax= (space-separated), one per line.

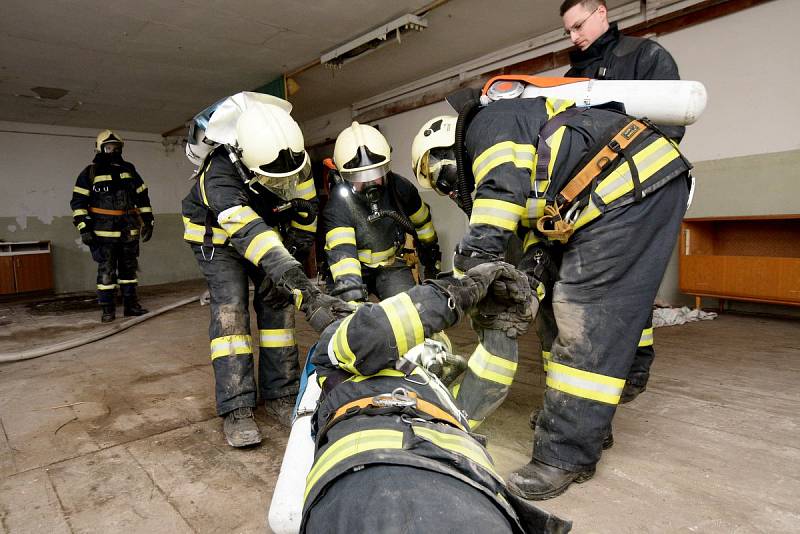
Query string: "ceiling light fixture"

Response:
xmin=321 ymin=14 xmax=428 ymax=69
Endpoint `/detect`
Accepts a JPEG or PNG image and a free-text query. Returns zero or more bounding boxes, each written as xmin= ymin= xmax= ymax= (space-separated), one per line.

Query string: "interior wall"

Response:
xmin=303 ymin=0 xmax=799 ymax=310
xmin=0 ymin=121 xmax=200 ymax=293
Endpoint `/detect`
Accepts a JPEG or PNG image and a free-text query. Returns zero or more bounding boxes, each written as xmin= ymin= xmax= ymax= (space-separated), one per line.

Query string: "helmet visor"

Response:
xmin=253 ymin=159 xmax=312 ymax=200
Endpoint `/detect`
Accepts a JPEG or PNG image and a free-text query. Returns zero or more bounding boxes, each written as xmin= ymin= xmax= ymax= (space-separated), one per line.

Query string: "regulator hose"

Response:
xmin=455 ymin=99 xmax=481 ymax=217
xmin=369 ymin=209 xmax=417 ymax=237
xmin=289 ymin=198 xmax=317 ymax=225
xmin=0 ymin=294 xmax=201 ymax=364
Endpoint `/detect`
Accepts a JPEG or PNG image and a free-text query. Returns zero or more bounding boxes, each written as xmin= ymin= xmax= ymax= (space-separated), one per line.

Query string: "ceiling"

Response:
xmin=0 ymin=0 xmax=629 ymax=134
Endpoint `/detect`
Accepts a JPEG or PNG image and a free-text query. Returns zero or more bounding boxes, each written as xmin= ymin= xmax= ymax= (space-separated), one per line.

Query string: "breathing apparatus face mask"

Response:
xmin=350 ymin=175 xmax=385 ymax=207
xmin=102 ymin=142 xmax=123 ymax=155
xmin=252 ymin=159 xmax=312 ymax=201
xmin=424 ymin=147 xmax=457 ymax=197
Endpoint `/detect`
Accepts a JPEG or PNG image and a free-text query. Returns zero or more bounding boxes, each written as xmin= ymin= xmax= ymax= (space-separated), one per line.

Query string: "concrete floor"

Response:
xmin=0 ymin=282 xmax=798 ymax=533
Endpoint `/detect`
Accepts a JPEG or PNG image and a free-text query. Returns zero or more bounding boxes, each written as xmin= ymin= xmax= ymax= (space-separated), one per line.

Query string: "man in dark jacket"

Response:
xmin=412 ymin=92 xmax=691 ymax=499
xmin=322 ymin=122 xmax=441 ymax=304
xmin=71 ymin=130 xmax=154 ymax=322
xmin=558 ymin=0 xmax=684 ymax=404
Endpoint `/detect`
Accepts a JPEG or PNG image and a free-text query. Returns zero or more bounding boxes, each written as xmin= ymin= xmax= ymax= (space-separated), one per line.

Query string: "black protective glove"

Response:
xmin=80 ymin=229 xmax=95 ymax=247
xmin=330 ymin=282 xmax=368 ymax=303
xmin=278 ymin=267 xmax=354 ymax=333
xmin=141 ymin=222 xmax=154 ymax=243
xmin=283 ymin=227 xmax=315 ymax=263
xmin=418 ymin=242 xmax=441 ymax=280
xmin=429 ymin=261 xmax=524 ymax=317
xmin=469 ymin=266 xmax=536 ymax=338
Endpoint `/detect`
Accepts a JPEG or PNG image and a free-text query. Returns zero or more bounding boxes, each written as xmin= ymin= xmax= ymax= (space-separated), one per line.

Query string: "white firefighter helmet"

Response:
xmin=333 ymin=122 xmax=391 ymax=183
xmin=95 ymin=129 xmax=124 ymax=152
xmin=411 ymin=116 xmax=457 ymax=190
xmin=236 ymin=103 xmax=310 ymax=200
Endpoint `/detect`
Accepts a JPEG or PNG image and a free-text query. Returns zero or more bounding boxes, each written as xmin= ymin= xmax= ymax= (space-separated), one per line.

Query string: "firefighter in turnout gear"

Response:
xmin=561 ymin=0 xmax=685 ymax=404
xmin=322 ymin=122 xmax=441 ymax=304
xmin=70 ymin=130 xmax=154 ymax=322
xmin=181 ymin=98 xmax=351 ymax=447
xmin=302 ymin=261 xmax=572 ymax=534
xmin=411 ymin=93 xmax=691 ymax=499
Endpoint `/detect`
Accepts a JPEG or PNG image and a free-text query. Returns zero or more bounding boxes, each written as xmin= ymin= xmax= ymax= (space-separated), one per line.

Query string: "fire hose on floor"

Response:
xmin=0 ymin=294 xmax=201 ymax=364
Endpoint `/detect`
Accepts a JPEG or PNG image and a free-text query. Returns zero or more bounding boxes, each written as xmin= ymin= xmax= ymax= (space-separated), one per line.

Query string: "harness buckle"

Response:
xmin=372 ymin=388 xmax=417 ymax=409
xmin=200 ymin=245 xmax=215 ymax=262
xmin=536 ymin=204 xmax=575 ymax=244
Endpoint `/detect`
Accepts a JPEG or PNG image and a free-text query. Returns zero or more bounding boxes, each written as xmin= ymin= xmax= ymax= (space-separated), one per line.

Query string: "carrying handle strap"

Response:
xmin=537 ymin=119 xmax=648 ymax=243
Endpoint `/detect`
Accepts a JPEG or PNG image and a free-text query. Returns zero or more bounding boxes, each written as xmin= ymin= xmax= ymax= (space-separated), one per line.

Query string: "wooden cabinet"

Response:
xmin=0 ymin=241 xmax=54 ymax=296
xmin=679 ymin=216 xmax=800 ymax=307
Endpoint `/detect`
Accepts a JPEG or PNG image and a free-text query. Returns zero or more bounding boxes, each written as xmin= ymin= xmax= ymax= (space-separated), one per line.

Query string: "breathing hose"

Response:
xmin=0 ymin=294 xmax=201 ymax=364
xmin=455 ymin=100 xmax=481 ymax=217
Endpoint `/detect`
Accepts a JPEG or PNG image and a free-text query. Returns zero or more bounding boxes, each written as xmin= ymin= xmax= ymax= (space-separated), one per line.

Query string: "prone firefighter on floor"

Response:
xmin=321 ymin=122 xmax=441 ymax=304
xmin=181 ymin=93 xmax=351 ymax=447
xmin=411 ymin=89 xmax=692 ymax=499
xmin=70 ymin=130 xmax=154 ymax=322
xmin=300 ymin=261 xmax=570 ymax=534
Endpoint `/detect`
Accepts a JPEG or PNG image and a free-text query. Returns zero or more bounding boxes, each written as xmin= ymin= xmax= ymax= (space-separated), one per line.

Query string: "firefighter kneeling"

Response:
xmin=300 ymin=262 xmax=570 ymax=533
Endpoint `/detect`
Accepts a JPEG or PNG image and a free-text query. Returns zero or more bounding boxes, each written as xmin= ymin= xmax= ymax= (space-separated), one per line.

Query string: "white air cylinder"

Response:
xmin=267 ymin=372 xmax=321 ymax=534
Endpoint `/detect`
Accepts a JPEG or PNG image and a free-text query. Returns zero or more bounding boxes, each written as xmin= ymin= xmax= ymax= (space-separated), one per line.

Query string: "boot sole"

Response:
xmin=225 ymin=433 xmax=262 ymax=448
xmin=508 ymin=469 xmax=595 ymax=501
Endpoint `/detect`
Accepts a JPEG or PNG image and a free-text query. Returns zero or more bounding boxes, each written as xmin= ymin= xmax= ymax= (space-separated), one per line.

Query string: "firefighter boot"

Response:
xmin=508 ymin=459 xmax=595 ymax=501
xmin=620 ymin=378 xmax=647 ymax=403
xmin=123 ymin=297 xmax=149 ymax=316
xmin=264 ymin=396 xmax=295 ymax=428
xmin=529 ymin=407 xmax=614 ymax=449
xmin=222 ymin=407 xmax=262 ymax=448
xmin=101 ymin=304 xmax=116 ymax=323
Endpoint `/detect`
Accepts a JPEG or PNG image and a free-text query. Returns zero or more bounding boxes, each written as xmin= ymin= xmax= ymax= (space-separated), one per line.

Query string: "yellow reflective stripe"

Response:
xmin=546 ymin=125 xmax=567 ymax=181
xmin=136 ymin=184 xmax=148 ymax=194
xmin=413 ymin=426 xmax=497 ymax=477
xmin=120 ymin=172 xmax=134 ymax=179
xmin=333 ymin=315 xmax=359 ymax=374
xmin=542 ymin=350 xmax=552 ymax=373
xmin=130 ymin=229 xmax=140 ymax=236
xmin=467 ymin=344 xmax=517 ymax=385
xmin=73 ymin=186 xmax=90 ymax=196
xmin=546 ymin=360 xmax=625 ymax=405
xmin=138 ymin=206 xmax=152 ymax=213
xmin=409 ymin=203 xmax=430 ymax=225
xmin=296 ymin=178 xmax=316 ymax=200
xmin=330 ymin=257 xmax=361 ymax=279
xmin=118 ymin=279 xmax=138 ymax=284
xmin=379 ymin=293 xmax=424 ymax=356
xmin=305 ymin=429 xmax=404 ymax=500
xmin=467 ymin=419 xmax=483 ymax=430
xmin=97 ymin=283 xmax=118 ymax=290
xmin=325 ymin=227 xmax=356 ymax=249
xmin=595 ymin=138 xmax=679 ymax=205
xmin=347 ymin=368 xmax=406 ymax=383
xmin=210 ymin=334 xmax=252 ymax=360
xmin=639 ymin=327 xmax=654 ymax=347
xmin=469 ymin=198 xmax=524 ymax=231
xmin=199 ymin=166 xmax=210 ymax=206
xmin=452 ymin=382 xmax=461 ymax=397
xmin=453 ymin=267 xmax=465 ymax=278
xmin=181 ymin=216 xmax=228 ymax=245
xmin=522 ymin=231 xmax=542 ymax=251
xmin=92 ymin=174 xmax=113 ymax=183
xmin=94 ymin=230 xmax=121 ymax=237
xmin=291 ymin=218 xmax=317 ymax=232
xmin=472 ymin=142 xmax=536 ymax=186
xmin=77 ymin=222 xmax=87 ymax=231
xmin=259 ymin=328 xmax=295 ymax=348
xmin=545 ymin=97 xmax=574 ymax=119
xmin=73 ymin=209 xmax=88 ymax=217
xmin=416 ymin=221 xmax=436 ymax=243
xmin=357 ymin=246 xmax=396 ymax=267
xmin=218 ymin=205 xmax=261 ymax=237
xmin=244 ymin=230 xmax=284 ymax=264
xmin=521 ymin=197 xmax=547 ymax=228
